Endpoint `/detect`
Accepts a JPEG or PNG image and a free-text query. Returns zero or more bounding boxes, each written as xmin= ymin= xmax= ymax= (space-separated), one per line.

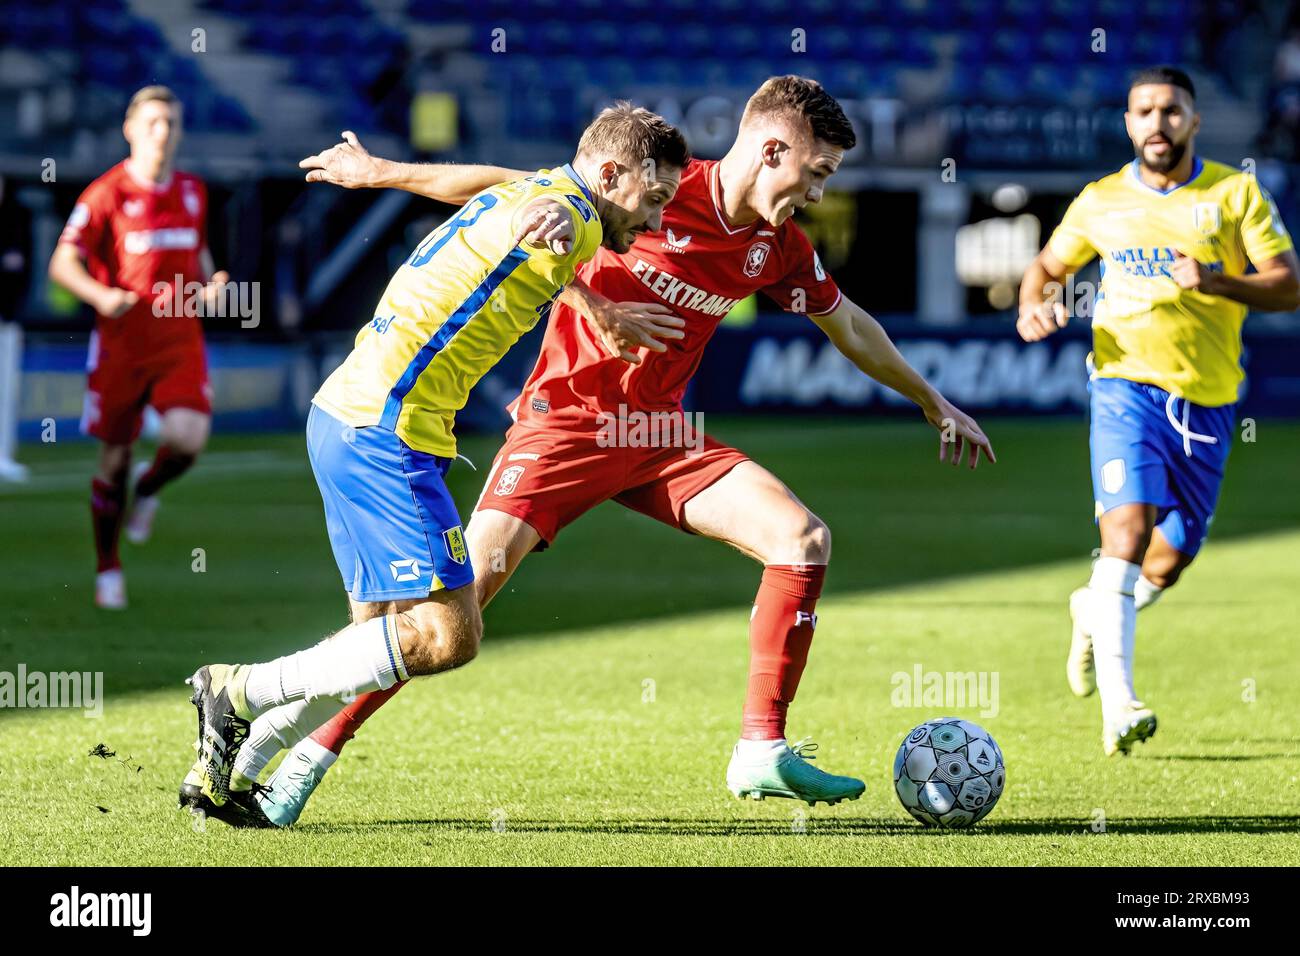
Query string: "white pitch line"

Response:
xmin=0 ymin=451 xmax=306 ymax=496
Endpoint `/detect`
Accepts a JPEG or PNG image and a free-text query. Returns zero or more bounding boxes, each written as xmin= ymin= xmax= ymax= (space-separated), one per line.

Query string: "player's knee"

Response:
xmin=163 ymin=431 xmax=206 ymax=457
xmin=776 ymin=512 xmax=831 ymax=564
xmin=98 ymin=448 xmax=131 ymax=487
xmin=1145 ymin=569 xmax=1178 ymax=589
xmin=802 ymin=513 xmax=832 ymax=562
xmin=1102 ymin=521 xmax=1150 ymax=563
xmin=403 ymin=599 xmax=481 ymax=673
xmin=1144 ymin=564 xmax=1184 ymax=590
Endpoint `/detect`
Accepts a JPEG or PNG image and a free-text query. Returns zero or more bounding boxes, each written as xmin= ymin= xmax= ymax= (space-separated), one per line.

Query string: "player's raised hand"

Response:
xmin=515 ymin=201 xmax=574 ymax=255
xmin=1171 ymin=250 xmax=1214 ymax=292
xmin=925 ymin=397 xmax=996 ymax=470
xmin=1016 ymin=299 xmax=1069 ymax=342
xmin=98 ymin=287 xmax=139 ymax=318
xmin=300 ymin=131 xmax=382 ymax=189
xmin=589 ymin=300 xmax=686 ymax=364
xmin=200 ymin=271 xmax=231 ymax=314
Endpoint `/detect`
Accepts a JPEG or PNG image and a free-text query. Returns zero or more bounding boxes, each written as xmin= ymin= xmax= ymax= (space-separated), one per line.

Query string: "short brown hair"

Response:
xmin=742 ymin=76 xmax=856 ymax=149
xmin=125 ymin=85 xmax=181 ymax=120
xmin=577 ymin=101 xmax=690 ymax=171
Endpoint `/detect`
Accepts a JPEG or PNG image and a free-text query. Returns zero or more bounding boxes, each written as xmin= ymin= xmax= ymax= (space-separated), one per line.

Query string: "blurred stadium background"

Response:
xmin=2 ymin=0 xmax=1299 ymax=458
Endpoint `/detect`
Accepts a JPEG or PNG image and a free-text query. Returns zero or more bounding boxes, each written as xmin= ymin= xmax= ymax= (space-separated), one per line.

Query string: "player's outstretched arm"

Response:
xmin=810 ymin=295 xmax=995 ymax=469
xmin=48 ymin=243 xmax=137 ymax=318
xmin=558 ymin=278 xmax=686 ymax=365
xmin=1016 ymin=246 xmax=1072 ymax=342
xmin=299 ymin=131 xmax=527 ymax=205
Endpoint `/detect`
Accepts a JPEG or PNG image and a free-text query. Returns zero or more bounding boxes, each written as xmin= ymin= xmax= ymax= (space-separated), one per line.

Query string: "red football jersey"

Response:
xmin=59 ymin=160 xmax=209 ymax=357
xmin=511 ymin=158 xmax=841 ymax=429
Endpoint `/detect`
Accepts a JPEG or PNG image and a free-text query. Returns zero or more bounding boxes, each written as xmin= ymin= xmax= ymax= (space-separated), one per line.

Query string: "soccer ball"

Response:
xmin=893 ymin=717 xmax=1005 ymax=828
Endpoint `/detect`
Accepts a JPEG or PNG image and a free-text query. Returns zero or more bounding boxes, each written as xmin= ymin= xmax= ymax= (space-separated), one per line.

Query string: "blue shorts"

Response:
xmin=1089 ymin=377 xmax=1235 ymax=557
xmin=306 ymin=403 xmax=474 ymax=602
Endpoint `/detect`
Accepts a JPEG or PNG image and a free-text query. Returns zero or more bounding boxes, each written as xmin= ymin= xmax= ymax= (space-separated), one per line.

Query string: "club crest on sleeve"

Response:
xmin=743 ymin=241 xmax=771 ymax=277
xmin=443 ymin=526 xmax=467 ymax=565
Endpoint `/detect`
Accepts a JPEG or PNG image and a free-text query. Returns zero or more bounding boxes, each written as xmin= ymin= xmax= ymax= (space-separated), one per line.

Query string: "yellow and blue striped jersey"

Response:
xmin=1049 ymin=157 xmax=1293 ymax=407
xmin=314 ymin=165 xmax=603 ymax=456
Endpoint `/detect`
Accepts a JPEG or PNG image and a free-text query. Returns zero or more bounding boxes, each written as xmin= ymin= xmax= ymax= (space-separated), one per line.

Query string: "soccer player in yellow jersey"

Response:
xmin=1019 ymin=66 xmax=1300 ymax=756
xmin=178 ymin=105 xmax=689 ymax=821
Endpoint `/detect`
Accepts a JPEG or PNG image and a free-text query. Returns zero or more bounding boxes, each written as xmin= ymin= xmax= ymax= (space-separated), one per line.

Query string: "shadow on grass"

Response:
xmin=5 ymin=420 xmax=1300 ymax=695
xmin=294 ymin=814 xmax=1300 ymax=838
xmin=1144 ymin=754 xmax=1300 ymax=762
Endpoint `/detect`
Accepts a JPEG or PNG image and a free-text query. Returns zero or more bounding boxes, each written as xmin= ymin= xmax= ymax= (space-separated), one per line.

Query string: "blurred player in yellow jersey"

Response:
xmin=178 ymin=104 xmax=689 ymax=823
xmin=1019 ymin=66 xmax=1300 ymax=756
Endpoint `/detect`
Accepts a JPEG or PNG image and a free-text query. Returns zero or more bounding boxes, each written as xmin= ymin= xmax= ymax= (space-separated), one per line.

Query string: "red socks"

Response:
xmin=742 ymin=564 xmax=826 ymax=740
xmin=135 ymin=446 xmax=196 ymax=498
xmin=305 ymin=566 xmax=826 ymax=756
xmin=90 ymin=476 xmax=126 ymax=572
xmin=311 ymin=681 xmax=408 ymax=755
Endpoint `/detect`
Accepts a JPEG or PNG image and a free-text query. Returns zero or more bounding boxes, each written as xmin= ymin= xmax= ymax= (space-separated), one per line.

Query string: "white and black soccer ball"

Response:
xmin=893 ymin=718 xmax=1005 ymax=828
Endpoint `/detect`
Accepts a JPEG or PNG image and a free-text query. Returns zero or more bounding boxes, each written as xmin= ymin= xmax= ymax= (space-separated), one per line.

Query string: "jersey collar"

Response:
xmin=1127 ymin=155 xmax=1204 ymax=195
xmin=559 ymin=163 xmax=596 ymax=207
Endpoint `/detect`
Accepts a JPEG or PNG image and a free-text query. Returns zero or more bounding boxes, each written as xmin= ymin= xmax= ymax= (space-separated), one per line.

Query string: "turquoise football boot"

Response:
xmin=256 ymin=743 xmax=331 ymax=827
xmin=726 ymin=738 xmax=865 ymax=806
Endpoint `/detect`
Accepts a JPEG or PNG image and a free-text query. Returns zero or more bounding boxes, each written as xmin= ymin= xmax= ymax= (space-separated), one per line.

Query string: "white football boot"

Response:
xmin=1067 ymin=587 xmax=1096 ymax=697
xmin=1103 ymin=701 xmax=1158 ymax=757
xmin=95 ymin=568 xmax=127 ymax=610
xmin=124 ymin=461 xmax=160 ymax=545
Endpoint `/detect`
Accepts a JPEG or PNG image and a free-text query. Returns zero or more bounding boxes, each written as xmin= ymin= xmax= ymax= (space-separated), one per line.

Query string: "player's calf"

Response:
xmin=90 ymin=460 xmax=130 ymax=608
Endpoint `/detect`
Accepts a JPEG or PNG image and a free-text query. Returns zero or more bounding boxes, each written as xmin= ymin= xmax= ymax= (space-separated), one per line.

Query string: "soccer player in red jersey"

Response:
xmin=238 ymin=77 xmax=993 ymax=825
xmin=49 ymin=86 xmax=229 ymax=610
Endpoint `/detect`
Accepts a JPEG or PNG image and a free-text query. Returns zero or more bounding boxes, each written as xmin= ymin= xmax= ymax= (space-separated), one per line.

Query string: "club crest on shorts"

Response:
xmin=494 ymin=464 xmax=525 ymax=496
xmin=1192 ymin=203 xmax=1221 ymax=236
xmin=443 ymin=526 xmax=467 ymax=565
xmin=743 ymin=241 xmax=771 ymax=277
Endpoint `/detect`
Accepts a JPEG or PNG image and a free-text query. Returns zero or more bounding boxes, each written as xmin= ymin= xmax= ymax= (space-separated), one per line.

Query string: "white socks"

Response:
xmin=734 ymin=738 xmax=787 ymax=761
xmin=1087 ymin=557 xmax=1141 ymax=718
xmin=291 ymin=737 xmax=338 ymax=771
xmin=244 ymin=615 xmax=408 ymax=717
xmin=1134 ymin=575 xmax=1164 ymax=611
xmin=234 ymin=696 xmax=348 ymax=783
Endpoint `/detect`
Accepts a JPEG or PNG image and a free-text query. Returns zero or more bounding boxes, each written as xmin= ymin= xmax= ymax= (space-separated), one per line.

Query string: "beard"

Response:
xmin=601 ymin=226 xmax=637 ymax=254
xmin=1135 ymin=137 xmax=1187 ymax=174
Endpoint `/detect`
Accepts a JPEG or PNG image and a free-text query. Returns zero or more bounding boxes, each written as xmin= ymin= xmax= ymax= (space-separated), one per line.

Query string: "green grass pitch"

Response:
xmin=1 ymin=417 xmax=1298 ymax=865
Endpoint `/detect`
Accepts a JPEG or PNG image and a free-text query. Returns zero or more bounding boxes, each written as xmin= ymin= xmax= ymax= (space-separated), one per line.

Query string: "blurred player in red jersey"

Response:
xmin=231 ymin=77 xmax=993 ymax=826
xmin=49 ymin=86 xmax=229 ymax=610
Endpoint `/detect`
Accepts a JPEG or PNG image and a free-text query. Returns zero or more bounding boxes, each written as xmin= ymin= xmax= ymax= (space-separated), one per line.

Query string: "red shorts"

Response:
xmin=81 ymin=333 xmax=211 ymax=445
xmin=474 ymin=422 xmax=750 ymax=547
